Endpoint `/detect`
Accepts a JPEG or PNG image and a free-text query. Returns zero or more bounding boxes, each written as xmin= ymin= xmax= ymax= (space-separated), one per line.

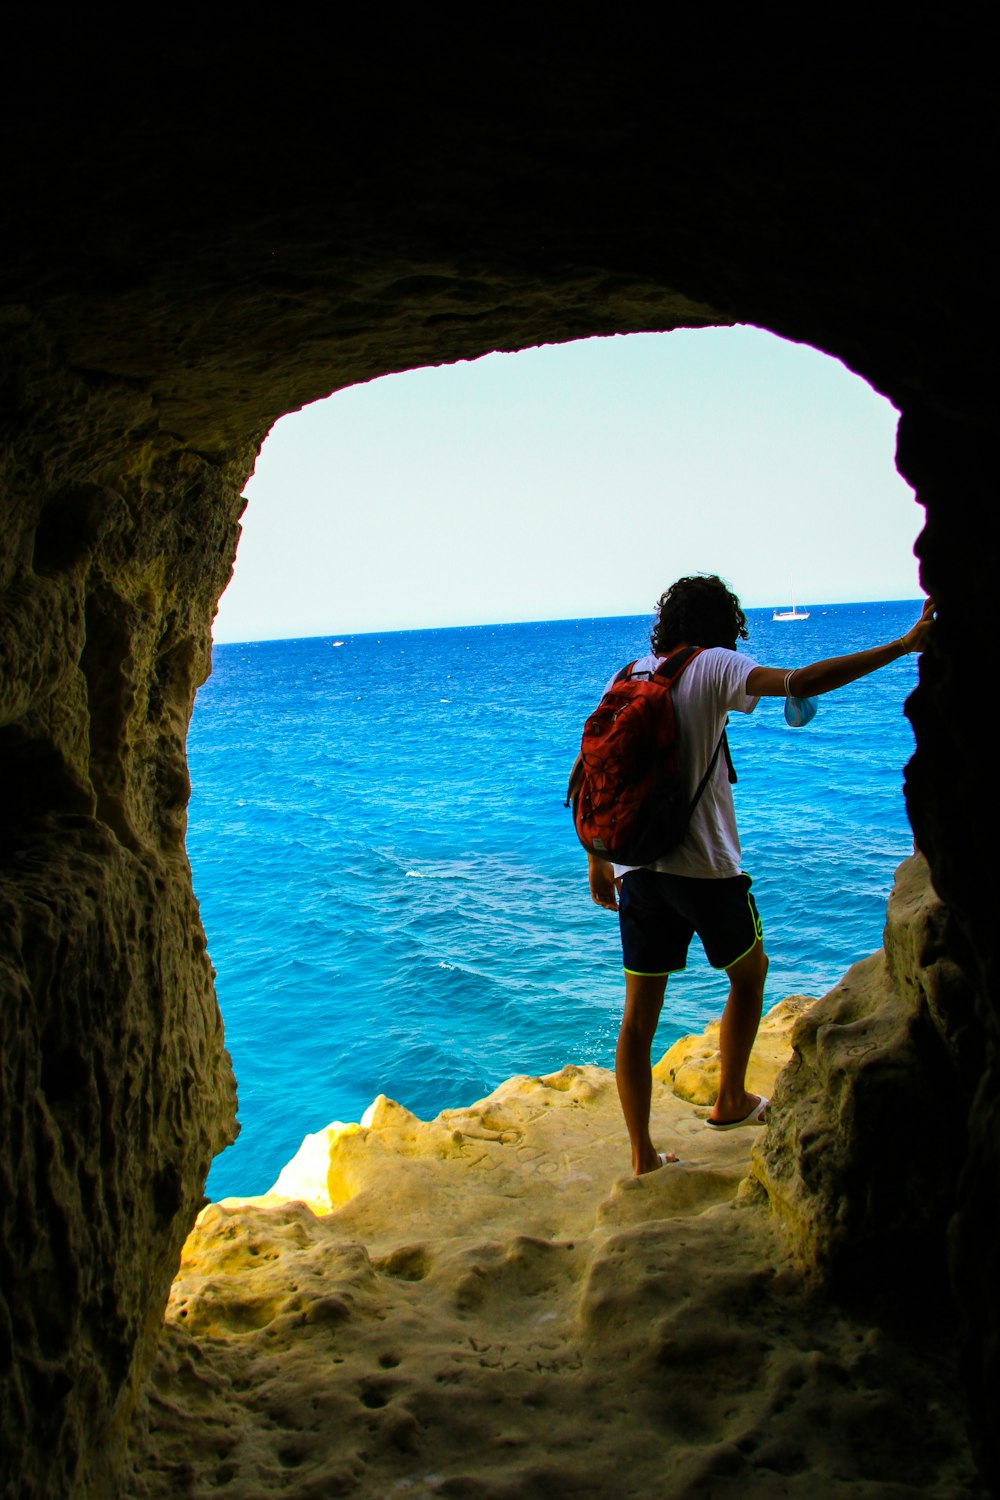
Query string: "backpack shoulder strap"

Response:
xmin=612 ymin=659 xmax=638 ymax=685
xmin=689 ymin=732 xmax=724 ymax=817
xmin=564 ymin=752 xmax=583 ymax=808
xmin=689 ymin=724 xmax=737 ymax=818
xmin=722 ymin=728 xmax=737 ymax=785
xmin=651 ymin=645 xmax=703 ymax=684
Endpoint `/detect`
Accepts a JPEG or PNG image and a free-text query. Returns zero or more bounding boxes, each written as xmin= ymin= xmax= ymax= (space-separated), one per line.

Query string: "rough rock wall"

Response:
xmin=0 ymin=21 xmax=995 ymax=1498
xmin=750 ymin=854 xmax=977 ymax=1295
xmin=0 ymin=316 xmax=244 ymax=1495
xmin=897 ymin=414 xmax=998 ymax=1460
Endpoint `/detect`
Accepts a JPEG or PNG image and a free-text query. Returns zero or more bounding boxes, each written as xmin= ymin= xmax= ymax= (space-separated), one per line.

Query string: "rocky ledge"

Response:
xmin=123 ymin=858 xmax=981 ymax=1498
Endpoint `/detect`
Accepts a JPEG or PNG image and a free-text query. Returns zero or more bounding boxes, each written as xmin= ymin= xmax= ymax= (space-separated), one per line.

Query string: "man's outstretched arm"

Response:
xmin=745 ymin=598 xmax=934 ymax=699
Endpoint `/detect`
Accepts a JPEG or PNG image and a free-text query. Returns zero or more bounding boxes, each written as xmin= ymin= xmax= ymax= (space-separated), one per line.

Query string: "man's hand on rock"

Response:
xmin=901 ymin=596 xmax=935 ymax=654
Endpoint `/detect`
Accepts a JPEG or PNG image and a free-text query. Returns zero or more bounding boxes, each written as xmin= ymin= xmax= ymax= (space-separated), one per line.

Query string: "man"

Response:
xmin=586 ymin=575 xmax=934 ymax=1176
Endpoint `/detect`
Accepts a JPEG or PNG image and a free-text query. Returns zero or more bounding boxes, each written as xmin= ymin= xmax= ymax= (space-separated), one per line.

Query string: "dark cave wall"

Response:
xmin=896 ymin=410 xmax=998 ymax=1449
xmin=0 ymin=23 xmax=994 ymax=1497
xmin=0 ymin=322 xmax=245 ymax=1494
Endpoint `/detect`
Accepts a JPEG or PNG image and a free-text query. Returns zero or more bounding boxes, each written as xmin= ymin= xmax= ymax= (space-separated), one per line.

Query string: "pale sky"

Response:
xmin=213 ymin=326 xmax=923 ymax=644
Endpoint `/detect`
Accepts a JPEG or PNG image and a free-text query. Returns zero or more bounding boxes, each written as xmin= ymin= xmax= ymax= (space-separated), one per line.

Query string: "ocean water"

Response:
xmin=190 ymin=602 xmax=922 ymax=1200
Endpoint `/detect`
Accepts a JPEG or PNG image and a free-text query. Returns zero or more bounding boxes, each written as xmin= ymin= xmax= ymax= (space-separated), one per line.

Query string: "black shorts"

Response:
xmin=618 ymin=869 xmax=763 ymax=975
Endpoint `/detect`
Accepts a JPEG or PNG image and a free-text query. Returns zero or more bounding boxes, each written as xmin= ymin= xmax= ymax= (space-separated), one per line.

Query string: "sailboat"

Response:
xmin=772 ymin=594 xmax=809 ymax=621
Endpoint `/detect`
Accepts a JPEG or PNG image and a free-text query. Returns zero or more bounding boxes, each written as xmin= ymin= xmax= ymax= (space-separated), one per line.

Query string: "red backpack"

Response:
xmin=565 ymin=646 xmax=732 ymax=866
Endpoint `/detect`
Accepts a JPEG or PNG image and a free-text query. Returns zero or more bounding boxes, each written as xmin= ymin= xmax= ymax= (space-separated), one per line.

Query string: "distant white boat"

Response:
xmin=772 ymin=594 xmax=809 ymax=621
xmin=330 ymin=640 xmax=345 ymax=647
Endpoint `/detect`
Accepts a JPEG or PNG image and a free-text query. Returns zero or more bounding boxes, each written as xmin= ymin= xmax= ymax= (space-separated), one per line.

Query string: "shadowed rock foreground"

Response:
xmin=125 ymin=903 xmax=980 ymax=1498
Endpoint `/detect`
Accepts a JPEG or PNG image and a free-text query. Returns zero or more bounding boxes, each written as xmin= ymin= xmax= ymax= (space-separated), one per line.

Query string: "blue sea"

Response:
xmin=191 ymin=602 xmax=922 ymax=1200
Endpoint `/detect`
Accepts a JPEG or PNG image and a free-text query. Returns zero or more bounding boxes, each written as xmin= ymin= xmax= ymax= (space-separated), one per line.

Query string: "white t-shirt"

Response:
xmin=607 ymin=647 xmax=760 ymax=880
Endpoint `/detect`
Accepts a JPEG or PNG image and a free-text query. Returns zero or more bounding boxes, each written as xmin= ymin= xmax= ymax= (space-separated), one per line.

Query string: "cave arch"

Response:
xmin=0 ymin=26 xmax=994 ymax=1497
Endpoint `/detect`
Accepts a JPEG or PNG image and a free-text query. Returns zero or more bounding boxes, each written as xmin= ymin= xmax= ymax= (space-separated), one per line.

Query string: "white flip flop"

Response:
xmin=706 ymin=1095 xmax=769 ymax=1131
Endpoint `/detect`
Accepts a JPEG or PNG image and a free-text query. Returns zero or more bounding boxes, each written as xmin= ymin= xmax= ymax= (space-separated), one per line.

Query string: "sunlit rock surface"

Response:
xmin=124 ymin=972 xmax=980 ymax=1498
xmin=653 ymin=994 xmax=814 ymax=1106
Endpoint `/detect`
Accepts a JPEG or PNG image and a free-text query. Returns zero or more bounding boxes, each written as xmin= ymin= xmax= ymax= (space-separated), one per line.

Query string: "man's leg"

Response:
xmin=616 ymin=972 xmax=675 ymax=1176
xmin=709 ymin=940 xmax=769 ymax=1125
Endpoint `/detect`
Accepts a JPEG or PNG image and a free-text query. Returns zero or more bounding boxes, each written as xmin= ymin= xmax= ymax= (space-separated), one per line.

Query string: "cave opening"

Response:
xmin=3 ymin=28 xmax=993 ymax=1497
xmin=190 ymin=325 xmax=925 ymax=1204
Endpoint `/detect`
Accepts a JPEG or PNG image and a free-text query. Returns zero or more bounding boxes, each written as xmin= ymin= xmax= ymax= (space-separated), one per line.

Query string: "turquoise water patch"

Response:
xmin=189 ymin=604 xmax=921 ymax=1199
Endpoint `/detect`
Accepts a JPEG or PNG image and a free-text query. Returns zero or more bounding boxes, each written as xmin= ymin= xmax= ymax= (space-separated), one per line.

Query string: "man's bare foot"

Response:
xmin=635 ymin=1148 xmax=679 ymax=1175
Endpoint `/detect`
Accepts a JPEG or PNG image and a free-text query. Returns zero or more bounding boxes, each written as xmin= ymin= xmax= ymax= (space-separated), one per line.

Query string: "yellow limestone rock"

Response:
xmin=126 ymin=995 xmax=979 ymax=1498
xmin=654 ymin=994 xmax=816 ymax=1104
xmin=749 ymin=855 xmax=972 ymax=1283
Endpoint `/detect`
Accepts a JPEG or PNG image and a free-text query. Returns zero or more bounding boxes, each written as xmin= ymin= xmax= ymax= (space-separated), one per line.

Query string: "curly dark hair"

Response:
xmin=650 ymin=574 xmax=748 ymax=655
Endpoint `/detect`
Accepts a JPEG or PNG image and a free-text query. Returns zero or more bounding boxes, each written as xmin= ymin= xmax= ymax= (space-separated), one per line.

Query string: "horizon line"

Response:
xmin=211 ymin=594 xmax=924 ymax=650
